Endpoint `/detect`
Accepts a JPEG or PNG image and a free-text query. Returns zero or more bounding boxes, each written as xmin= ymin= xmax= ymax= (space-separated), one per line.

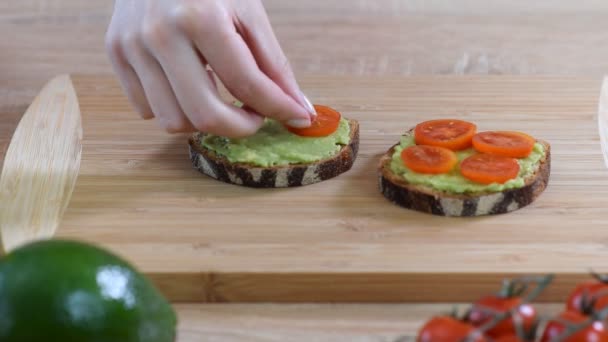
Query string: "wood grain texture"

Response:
xmin=599 ymin=77 xmax=608 ymax=168
xmin=52 ymin=74 xmax=605 ymax=303
xmin=2 ymin=1 xmax=608 ymax=110
xmin=0 ymin=75 xmax=82 ymax=253
xmin=2 ymin=2 xmax=608 ymax=338
xmin=2 ymin=0 xmax=608 ymax=171
xmin=175 ymin=303 xmax=564 ymax=341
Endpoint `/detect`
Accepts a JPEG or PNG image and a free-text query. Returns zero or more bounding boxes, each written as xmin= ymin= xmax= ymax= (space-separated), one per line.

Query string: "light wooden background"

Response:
xmin=1 ymin=1 xmax=607 ymax=341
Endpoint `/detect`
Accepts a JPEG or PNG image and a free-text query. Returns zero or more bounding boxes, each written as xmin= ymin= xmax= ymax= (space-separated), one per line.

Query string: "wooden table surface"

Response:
xmin=2 ymin=1 xmax=607 ymax=341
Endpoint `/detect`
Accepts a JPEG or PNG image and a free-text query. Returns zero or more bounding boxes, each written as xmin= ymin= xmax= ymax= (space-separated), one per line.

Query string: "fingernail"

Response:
xmin=300 ymin=91 xmax=317 ymax=117
xmin=286 ymin=118 xmax=311 ymax=128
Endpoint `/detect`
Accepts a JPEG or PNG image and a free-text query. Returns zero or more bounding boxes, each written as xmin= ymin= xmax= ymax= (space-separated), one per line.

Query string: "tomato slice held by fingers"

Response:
xmin=286 ymin=105 xmax=341 ymax=137
xmin=460 ymin=153 xmax=520 ymax=184
xmin=414 ymin=119 xmax=477 ymax=151
xmin=472 ymin=131 xmax=536 ymax=158
xmin=401 ymin=145 xmax=458 ymax=174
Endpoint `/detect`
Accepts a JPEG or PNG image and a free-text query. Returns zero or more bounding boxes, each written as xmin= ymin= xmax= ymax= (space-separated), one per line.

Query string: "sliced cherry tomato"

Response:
xmin=460 ymin=153 xmax=520 ymax=184
xmin=286 ymin=104 xmax=341 ymax=137
xmin=401 ymin=145 xmax=458 ymax=174
xmin=467 ymin=297 xmax=537 ymax=339
xmin=540 ymin=310 xmax=608 ymax=342
xmin=472 ymin=131 xmax=536 ymax=158
xmin=414 ymin=119 xmax=477 ymax=151
xmin=417 ymin=316 xmax=487 ymax=342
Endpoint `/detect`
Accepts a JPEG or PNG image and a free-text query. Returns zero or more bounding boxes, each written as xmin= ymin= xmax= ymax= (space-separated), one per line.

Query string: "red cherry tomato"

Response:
xmin=417 ymin=316 xmax=487 ymax=342
xmin=414 ymin=119 xmax=477 ymax=151
xmin=566 ymin=281 xmax=608 ymax=313
xmin=494 ymin=334 xmax=528 ymax=342
xmin=472 ymin=131 xmax=536 ymax=158
xmin=286 ymin=104 xmax=341 ymax=137
xmin=401 ymin=145 xmax=458 ymax=174
xmin=468 ymin=296 xmax=537 ymax=339
xmin=460 ymin=153 xmax=520 ymax=184
xmin=540 ymin=310 xmax=608 ymax=342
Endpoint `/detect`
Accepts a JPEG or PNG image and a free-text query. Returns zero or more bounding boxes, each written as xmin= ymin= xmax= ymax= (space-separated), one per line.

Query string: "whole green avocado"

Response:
xmin=0 ymin=239 xmax=177 ymax=342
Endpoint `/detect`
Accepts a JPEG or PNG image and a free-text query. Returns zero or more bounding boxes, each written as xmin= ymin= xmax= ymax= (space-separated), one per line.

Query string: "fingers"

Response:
xmin=105 ymin=33 xmax=154 ymax=120
xmin=235 ymin=0 xmax=316 ymax=117
xmin=144 ymin=31 xmax=264 ymax=138
xmin=106 ymin=0 xmax=311 ymax=137
xmin=120 ymin=33 xmax=195 ymax=133
xmin=207 ymin=69 xmax=217 ymax=89
xmin=172 ymin=2 xmax=312 ymax=127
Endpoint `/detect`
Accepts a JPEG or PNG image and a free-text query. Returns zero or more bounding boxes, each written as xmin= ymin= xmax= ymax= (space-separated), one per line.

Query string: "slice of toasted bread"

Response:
xmin=188 ymin=119 xmax=359 ymax=188
xmin=378 ymin=130 xmax=551 ymax=217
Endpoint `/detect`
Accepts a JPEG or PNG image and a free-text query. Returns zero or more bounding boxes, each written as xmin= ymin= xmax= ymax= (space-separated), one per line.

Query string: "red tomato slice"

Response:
xmin=460 ymin=154 xmax=520 ymax=184
xmin=472 ymin=131 xmax=536 ymax=158
xmin=401 ymin=145 xmax=458 ymax=174
xmin=414 ymin=119 xmax=477 ymax=151
xmin=286 ymin=104 xmax=341 ymax=137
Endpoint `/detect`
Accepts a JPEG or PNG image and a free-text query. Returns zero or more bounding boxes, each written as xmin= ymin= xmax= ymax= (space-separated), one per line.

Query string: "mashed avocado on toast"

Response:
xmin=188 ymin=103 xmax=359 ymax=188
xmin=200 ymin=117 xmax=351 ymax=168
xmin=389 ymin=134 xmax=546 ymax=194
xmin=379 ymin=119 xmax=551 ymax=217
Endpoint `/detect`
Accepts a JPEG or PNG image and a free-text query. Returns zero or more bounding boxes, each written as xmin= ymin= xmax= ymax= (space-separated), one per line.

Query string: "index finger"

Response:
xmin=235 ymin=1 xmax=314 ymax=116
xmin=177 ymin=7 xmax=312 ymax=127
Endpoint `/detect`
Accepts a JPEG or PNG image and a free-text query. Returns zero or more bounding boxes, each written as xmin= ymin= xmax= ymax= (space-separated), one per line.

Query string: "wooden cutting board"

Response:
xmin=53 ymin=74 xmax=606 ymax=303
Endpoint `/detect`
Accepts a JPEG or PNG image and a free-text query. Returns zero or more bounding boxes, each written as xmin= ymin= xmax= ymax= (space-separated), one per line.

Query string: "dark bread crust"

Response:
xmin=188 ymin=120 xmax=359 ymax=188
xmin=378 ymin=131 xmax=551 ymax=217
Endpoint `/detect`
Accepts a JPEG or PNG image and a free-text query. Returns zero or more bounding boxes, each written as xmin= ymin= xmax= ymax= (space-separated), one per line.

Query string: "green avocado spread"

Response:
xmin=389 ymin=135 xmax=546 ymax=194
xmin=201 ymin=118 xmax=351 ymax=167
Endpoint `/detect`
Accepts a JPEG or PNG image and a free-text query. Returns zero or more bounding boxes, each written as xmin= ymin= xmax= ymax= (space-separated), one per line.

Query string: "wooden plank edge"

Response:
xmin=174 ymin=303 xmax=565 ymax=342
xmin=149 ymin=272 xmax=585 ymax=303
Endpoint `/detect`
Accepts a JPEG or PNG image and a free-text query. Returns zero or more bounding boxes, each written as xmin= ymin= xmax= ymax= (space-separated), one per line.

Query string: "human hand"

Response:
xmin=105 ymin=0 xmax=315 ymax=137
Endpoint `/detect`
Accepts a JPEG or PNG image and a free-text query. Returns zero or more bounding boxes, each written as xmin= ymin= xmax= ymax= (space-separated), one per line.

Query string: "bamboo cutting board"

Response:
xmin=51 ymin=75 xmax=607 ymax=303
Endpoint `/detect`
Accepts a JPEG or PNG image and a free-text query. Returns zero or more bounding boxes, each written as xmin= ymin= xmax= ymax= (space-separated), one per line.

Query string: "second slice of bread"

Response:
xmin=378 ymin=130 xmax=551 ymax=217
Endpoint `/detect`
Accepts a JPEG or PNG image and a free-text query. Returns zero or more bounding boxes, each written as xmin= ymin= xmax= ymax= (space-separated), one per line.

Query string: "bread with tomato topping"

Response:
xmin=378 ymin=122 xmax=551 ymax=217
xmin=189 ymin=105 xmax=359 ymax=188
